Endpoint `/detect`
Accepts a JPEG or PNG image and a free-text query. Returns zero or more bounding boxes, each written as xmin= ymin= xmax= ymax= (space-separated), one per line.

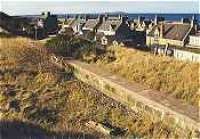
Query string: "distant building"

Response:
xmin=82 ymin=16 xmax=101 ymax=31
xmin=146 ymin=16 xmax=199 ymax=47
xmin=96 ymin=15 xmax=134 ymax=45
xmin=81 ymin=16 xmax=102 ymax=40
xmin=39 ymin=11 xmax=58 ymax=34
xmin=146 ymin=22 xmax=193 ymax=47
xmin=70 ymin=16 xmax=86 ymax=34
xmin=129 ymin=16 xmax=164 ymax=32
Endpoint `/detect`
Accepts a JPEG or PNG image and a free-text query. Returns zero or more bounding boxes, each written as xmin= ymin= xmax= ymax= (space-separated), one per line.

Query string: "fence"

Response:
xmin=173 ymin=49 xmax=200 ymax=62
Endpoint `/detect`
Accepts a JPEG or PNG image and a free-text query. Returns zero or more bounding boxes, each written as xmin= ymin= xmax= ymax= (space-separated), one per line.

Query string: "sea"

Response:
xmin=127 ymin=13 xmax=200 ymax=23
xmin=24 ymin=13 xmax=200 ymax=24
xmin=57 ymin=13 xmax=200 ymax=24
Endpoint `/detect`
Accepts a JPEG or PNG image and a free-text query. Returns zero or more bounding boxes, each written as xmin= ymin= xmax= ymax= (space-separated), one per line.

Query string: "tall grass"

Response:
xmin=96 ymin=43 xmax=200 ymax=106
xmin=0 ymin=36 xmax=197 ymax=138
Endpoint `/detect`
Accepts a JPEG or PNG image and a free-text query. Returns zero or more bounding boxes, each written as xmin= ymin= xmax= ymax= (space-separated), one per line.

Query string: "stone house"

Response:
xmin=81 ymin=16 xmax=103 ymax=40
xmin=82 ymin=16 xmax=102 ymax=32
xmin=70 ymin=16 xmax=86 ymax=34
xmin=146 ymin=21 xmax=193 ymax=47
xmin=39 ymin=12 xmax=58 ymax=34
xmin=96 ymin=15 xmax=135 ymax=45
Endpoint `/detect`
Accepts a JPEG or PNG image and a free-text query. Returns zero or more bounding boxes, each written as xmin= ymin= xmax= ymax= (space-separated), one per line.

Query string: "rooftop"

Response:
xmin=98 ymin=19 xmax=121 ymax=32
xmin=148 ymin=23 xmax=191 ymax=41
xmin=83 ymin=19 xmax=99 ymax=30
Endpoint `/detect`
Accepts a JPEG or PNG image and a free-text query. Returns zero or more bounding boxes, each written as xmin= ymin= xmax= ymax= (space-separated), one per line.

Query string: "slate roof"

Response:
xmin=98 ymin=19 xmax=122 ymax=32
xmin=83 ymin=19 xmax=99 ymax=30
xmin=67 ymin=18 xmax=76 ymax=26
xmin=70 ymin=18 xmax=86 ymax=28
xmin=148 ymin=23 xmax=191 ymax=41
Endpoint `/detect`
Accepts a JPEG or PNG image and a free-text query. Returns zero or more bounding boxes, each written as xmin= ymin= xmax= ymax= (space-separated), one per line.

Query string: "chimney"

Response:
xmin=194 ymin=24 xmax=198 ymax=32
xmin=138 ymin=16 xmax=141 ymax=25
xmin=160 ymin=23 xmax=164 ymax=38
xmin=98 ymin=15 xmax=103 ymax=23
xmin=85 ymin=14 xmax=89 ymax=21
xmin=75 ymin=14 xmax=78 ymax=19
xmin=181 ymin=17 xmax=184 ymax=23
xmin=191 ymin=15 xmax=194 ymax=28
xmin=121 ymin=16 xmax=127 ymax=23
xmin=78 ymin=15 xmax=81 ymax=20
xmin=47 ymin=11 xmax=50 ymax=16
xmin=103 ymin=14 xmax=108 ymax=22
xmin=118 ymin=14 xmax=122 ymax=20
xmin=130 ymin=22 xmax=135 ymax=30
xmin=154 ymin=15 xmax=158 ymax=25
xmin=149 ymin=23 xmax=153 ymax=30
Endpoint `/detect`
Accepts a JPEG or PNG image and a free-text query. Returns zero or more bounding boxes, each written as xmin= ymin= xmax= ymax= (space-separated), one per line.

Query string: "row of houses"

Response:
xmin=59 ymin=15 xmax=137 ymax=46
xmin=59 ymin=14 xmax=199 ymax=48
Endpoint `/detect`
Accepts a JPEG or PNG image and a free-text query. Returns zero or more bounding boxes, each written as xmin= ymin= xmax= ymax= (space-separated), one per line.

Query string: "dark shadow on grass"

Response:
xmin=0 ymin=120 xmax=99 ymax=139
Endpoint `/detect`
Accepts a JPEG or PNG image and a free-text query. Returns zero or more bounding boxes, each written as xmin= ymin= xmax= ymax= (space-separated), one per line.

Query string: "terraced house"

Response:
xmin=65 ymin=14 xmax=135 ymax=45
xmin=146 ymin=18 xmax=195 ymax=47
xmin=96 ymin=15 xmax=134 ymax=45
xmin=81 ymin=16 xmax=102 ymax=40
xmin=70 ymin=16 xmax=86 ymax=34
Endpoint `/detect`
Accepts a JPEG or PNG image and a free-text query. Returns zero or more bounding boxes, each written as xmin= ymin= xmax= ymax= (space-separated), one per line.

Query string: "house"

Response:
xmin=70 ymin=16 xmax=86 ymax=34
xmin=58 ymin=17 xmax=76 ymax=35
xmin=61 ymin=17 xmax=76 ymax=28
xmin=130 ymin=16 xmax=164 ymax=32
xmin=58 ymin=26 xmax=74 ymax=36
xmin=96 ymin=15 xmax=135 ymax=45
xmin=39 ymin=11 xmax=58 ymax=34
xmin=146 ymin=21 xmax=193 ymax=47
xmin=80 ymin=16 xmax=103 ymax=40
xmin=82 ymin=16 xmax=101 ymax=31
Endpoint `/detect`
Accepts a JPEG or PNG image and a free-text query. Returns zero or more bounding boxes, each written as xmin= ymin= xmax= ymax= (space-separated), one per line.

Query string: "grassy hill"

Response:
xmin=0 ymin=36 xmax=197 ymax=138
xmin=96 ymin=43 xmax=199 ymax=106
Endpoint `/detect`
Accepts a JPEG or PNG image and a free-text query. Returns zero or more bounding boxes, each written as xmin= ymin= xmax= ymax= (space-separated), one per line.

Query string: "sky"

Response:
xmin=1 ymin=0 xmax=199 ymax=15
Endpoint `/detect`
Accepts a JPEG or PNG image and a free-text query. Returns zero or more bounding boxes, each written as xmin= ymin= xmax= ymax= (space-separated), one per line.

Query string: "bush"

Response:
xmin=45 ymin=35 xmax=97 ymax=62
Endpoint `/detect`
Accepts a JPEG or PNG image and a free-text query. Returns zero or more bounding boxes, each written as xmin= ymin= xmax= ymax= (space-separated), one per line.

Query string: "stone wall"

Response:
xmin=51 ymin=56 xmax=199 ymax=137
xmin=66 ymin=61 xmax=199 ymax=135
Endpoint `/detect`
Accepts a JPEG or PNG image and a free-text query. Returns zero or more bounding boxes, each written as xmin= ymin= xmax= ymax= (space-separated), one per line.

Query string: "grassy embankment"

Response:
xmin=95 ymin=43 xmax=200 ymax=106
xmin=0 ymin=36 xmax=197 ymax=138
xmin=46 ymin=35 xmax=199 ymax=106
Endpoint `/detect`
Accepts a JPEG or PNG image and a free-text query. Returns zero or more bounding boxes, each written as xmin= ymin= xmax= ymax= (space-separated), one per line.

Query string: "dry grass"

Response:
xmin=0 ymin=36 xmax=197 ymax=138
xmin=96 ymin=43 xmax=200 ymax=106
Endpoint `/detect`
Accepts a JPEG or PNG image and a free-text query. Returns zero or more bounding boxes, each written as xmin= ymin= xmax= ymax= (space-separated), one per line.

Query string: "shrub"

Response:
xmin=45 ymin=34 xmax=97 ymax=62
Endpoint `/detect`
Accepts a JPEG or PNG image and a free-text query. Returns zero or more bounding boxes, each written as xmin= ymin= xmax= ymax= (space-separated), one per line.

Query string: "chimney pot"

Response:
xmin=160 ymin=23 xmax=164 ymax=38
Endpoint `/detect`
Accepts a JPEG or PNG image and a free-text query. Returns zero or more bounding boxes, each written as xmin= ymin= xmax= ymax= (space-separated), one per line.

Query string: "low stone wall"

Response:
xmin=51 ymin=57 xmax=199 ymax=137
xmin=66 ymin=61 xmax=199 ymax=134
